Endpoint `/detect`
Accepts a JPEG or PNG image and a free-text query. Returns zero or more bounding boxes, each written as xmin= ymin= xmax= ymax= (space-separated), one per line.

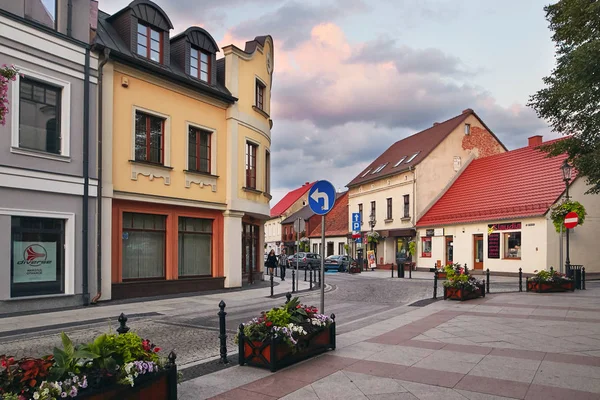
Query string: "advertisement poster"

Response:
xmin=12 ymin=241 xmax=57 ymax=283
xmin=367 ymin=250 xmax=377 ymax=270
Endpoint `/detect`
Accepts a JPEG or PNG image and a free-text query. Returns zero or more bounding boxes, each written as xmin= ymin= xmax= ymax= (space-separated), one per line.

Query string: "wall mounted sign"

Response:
xmin=426 ymin=229 xmax=435 ymax=237
xmin=13 ymin=241 xmax=57 ymax=283
xmin=434 ymin=228 xmax=444 ymax=236
xmin=488 ymin=222 xmax=521 ymax=231
xmin=488 ymin=233 xmax=500 ymax=259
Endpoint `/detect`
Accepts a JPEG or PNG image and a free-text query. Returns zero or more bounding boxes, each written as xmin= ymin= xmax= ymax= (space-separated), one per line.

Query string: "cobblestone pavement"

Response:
xmin=0 ymin=271 xmax=535 ymax=373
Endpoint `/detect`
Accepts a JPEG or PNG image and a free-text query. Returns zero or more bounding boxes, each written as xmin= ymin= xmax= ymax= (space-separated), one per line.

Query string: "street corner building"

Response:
xmin=416 ymin=135 xmax=600 ymax=275
xmin=0 ymin=0 xmax=98 ymax=313
xmin=345 ymin=109 xmax=506 ymax=268
xmin=94 ymin=0 xmax=274 ymax=300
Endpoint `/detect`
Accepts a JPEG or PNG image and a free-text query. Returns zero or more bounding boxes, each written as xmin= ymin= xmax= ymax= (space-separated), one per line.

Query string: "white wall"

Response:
xmin=309 ymin=236 xmax=347 ymax=257
xmin=417 ymin=217 xmax=549 ymax=273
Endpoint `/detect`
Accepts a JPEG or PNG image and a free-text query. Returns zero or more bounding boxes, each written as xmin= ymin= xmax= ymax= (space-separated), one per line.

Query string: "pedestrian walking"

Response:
xmin=267 ymin=250 xmax=278 ymax=278
xmin=279 ymin=252 xmax=286 ymax=281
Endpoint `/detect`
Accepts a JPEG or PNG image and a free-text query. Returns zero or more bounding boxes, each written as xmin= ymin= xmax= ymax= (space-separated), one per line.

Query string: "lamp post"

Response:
xmin=369 ymin=211 xmax=376 ymax=268
xmin=561 ymin=159 xmax=573 ymax=275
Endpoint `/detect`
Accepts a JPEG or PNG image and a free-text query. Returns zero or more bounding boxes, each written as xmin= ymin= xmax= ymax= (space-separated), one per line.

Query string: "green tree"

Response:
xmin=528 ymin=0 xmax=600 ymax=194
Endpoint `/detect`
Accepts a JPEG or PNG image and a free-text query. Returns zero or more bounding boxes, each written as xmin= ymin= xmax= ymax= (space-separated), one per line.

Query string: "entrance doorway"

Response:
xmin=242 ymin=223 xmax=260 ymax=283
xmin=445 ymin=236 xmax=453 ymax=265
xmin=326 ymin=242 xmax=334 ymax=257
xmin=473 ymin=234 xmax=484 ymax=270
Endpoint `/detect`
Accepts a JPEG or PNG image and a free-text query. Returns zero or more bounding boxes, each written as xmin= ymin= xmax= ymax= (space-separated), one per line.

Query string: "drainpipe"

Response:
xmin=91 ymin=48 xmax=110 ymax=305
xmin=67 ymin=0 xmax=73 ymax=37
xmin=81 ymin=47 xmax=91 ymax=305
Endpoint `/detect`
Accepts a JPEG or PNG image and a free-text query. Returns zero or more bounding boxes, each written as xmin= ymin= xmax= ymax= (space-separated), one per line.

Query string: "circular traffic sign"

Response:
xmin=308 ymin=180 xmax=337 ymax=215
xmin=564 ymin=211 xmax=578 ymax=229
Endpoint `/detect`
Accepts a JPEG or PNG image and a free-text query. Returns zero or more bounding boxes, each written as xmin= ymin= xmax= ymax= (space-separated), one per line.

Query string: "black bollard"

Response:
xmin=168 ymin=351 xmax=177 ymax=367
xmin=292 ymin=269 xmax=296 ymax=293
xmin=409 ymin=263 xmax=412 ymax=279
xmin=391 ymin=264 xmax=394 ymax=278
xmin=117 ymin=313 xmax=130 ymax=334
xmin=433 ymin=270 xmax=438 ymax=299
xmin=519 ymin=268 xmax=523 ymax=292
xmin=238 ymin=324 xmax=245 ymax=366
xmin=486 ymin=268 xmax=490 ymax=294
xmin=309 ymin=269 xmax=313 ymax=290
xmin=304 ymin=267 xmax=307 ymax=281
xmin=582 ymin=267 xmax=586 ymax=290
xmin=218 ymin=301 xmax=229 ymax=364
xmin=285 ymin=292 xmax=292 ymax=303
xmin=270 ymin=272 xmax=274 ymax=297
xmin=525 ymin=277 xmax=530 ymax=292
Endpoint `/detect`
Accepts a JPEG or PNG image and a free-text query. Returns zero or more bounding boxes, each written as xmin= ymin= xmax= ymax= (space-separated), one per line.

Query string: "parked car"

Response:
xmin=287 ymin=252 xmax=321 ymax=269
xmin=324 ymin=255 xmax=356 ymax=272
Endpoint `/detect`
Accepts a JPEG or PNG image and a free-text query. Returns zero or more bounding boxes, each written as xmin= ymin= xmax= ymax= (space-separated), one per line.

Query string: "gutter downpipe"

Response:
xmin=82 ymin=47 xmax=90 ymax=305
xmin=91 ymin=47 xmax=110 ymax=305
xmin=67 ymin=0 xmax=73 ymax=37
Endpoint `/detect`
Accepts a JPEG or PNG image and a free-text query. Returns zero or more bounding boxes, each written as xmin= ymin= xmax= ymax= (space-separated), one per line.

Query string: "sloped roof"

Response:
xmin=270 ymin=182 xmax=316 ymax=217
xmin=417 ymin=139 xmax=571 ymax=227
xmin=281 ymin=204 xmax=315 ymax=224
xmin=347 ymin=109 xmax=506 ymax=187
xmin=309 ymin=192 xmax=349 ymax=237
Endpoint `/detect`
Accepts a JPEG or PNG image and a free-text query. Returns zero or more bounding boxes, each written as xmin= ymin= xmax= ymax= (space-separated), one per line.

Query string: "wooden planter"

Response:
xmin=239 ymin=322 xmax=336 ymax=372
xmin=444 ymin=282 xmax=485 ymax=301
xmin=79 ymin=366 xmax=177 ymax=400
xmin=526 ymin=280 xmax=574 ymax=293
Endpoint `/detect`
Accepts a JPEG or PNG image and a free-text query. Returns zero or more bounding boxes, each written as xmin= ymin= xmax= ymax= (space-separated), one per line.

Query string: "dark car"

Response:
xmin=287 ymin=252 xmax=321 ymax=269
xmin=324 ymin=255 xmax=356 ymax=272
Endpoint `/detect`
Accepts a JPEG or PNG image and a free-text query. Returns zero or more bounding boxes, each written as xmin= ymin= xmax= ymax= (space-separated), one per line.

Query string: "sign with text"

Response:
xmin=426 ymin=229 xmax=435 ymax=237
xmin=367 ymin=250 xmax=377 ymax=269
xmin=12 ymin=241 xmax=57 ymax=283
xmin=488 ymin=222 xmax=521 ymax=231
xmin=488 ymin=233 xmax=500 ymax=259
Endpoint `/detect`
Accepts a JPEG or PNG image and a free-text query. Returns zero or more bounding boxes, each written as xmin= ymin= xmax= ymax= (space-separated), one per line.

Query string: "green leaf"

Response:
xmin=61 ymin=332 xmax=74 ymax=357
xmin=74 ymin=349 xmax=100 ymax=360
xmin=52 ymin=348 xmax=67 ymax=368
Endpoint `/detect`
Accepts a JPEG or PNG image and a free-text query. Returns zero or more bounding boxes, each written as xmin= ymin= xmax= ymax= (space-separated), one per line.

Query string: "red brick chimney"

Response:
xmin=528 ymin=135 xmax=543 ymax=147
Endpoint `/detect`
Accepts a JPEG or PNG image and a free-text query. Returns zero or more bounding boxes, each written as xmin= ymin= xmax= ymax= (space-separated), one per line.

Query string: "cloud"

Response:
xmin=231 ymin=0 xmax=367 ymax=49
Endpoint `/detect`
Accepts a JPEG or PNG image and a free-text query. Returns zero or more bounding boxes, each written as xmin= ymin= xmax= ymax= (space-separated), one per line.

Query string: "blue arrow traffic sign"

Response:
xmin=308 ymin=180 xmax=337 ymax=215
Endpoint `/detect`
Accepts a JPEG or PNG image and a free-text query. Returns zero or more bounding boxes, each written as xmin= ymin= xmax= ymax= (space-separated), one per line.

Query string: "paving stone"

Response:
xmin=366 ymin=345 xmax=435 ymax=366
xmin=342 ymin=371 xmax=408 ymax=395
xmin=279 ymin=385 xmax=320 ymax=400
xmin=311 ymin=371 xmax=369 ymax=399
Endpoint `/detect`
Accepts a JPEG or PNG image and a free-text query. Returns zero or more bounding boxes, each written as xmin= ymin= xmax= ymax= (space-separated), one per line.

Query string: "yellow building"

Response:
xmin=93 ymin=0 xmax=273 ymax=300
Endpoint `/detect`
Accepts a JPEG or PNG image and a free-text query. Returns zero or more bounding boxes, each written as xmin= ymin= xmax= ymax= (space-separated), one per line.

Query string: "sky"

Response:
xmin=98 ymin=0 xmax=559 ymax=206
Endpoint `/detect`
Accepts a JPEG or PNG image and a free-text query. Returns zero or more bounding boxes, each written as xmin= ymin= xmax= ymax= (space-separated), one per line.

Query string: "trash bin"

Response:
xmin=567 ymin=264 xmax=584 ymax=290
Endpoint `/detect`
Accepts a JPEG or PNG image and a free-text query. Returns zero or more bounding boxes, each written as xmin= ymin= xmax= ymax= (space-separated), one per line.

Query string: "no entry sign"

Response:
xmin=564 ymin=211 xmax=579 ymax=229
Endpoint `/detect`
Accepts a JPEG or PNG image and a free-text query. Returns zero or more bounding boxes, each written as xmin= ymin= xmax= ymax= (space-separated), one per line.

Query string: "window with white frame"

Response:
xmin=11 ymin=68 xmax=71 ymax=159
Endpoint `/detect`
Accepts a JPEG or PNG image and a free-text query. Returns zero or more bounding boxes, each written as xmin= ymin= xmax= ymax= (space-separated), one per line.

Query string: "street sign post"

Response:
xmin=308 ymin=180 xmax=337 ymax=314
xmin=564 ymin=212 xmax=578 ymax=229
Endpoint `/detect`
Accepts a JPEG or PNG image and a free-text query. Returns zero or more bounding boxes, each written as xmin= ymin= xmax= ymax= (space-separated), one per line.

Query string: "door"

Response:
xmin=473 ymin=234 xmax=484 ymax=270
xmin=445 ymin=236 xmax=453 ymax=265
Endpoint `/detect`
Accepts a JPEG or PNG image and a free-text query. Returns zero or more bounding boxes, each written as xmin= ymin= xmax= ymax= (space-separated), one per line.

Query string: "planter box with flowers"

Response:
xmin=237 ymin=297 xmax=336 ymax=372
xmin=443 ymin=264 xmax=485 ymax=301
xmin=1 ymin=318 xmax=178 ymax=400
xmin=526 ymin=269 xmax=574 ymax=293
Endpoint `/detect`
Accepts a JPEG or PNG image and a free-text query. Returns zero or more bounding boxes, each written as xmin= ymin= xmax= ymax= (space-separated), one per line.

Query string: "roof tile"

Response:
xmin=270 ymin=182 xmax=316 ymax=217
xmin=308 ymin=192 xmax=349 ymax=237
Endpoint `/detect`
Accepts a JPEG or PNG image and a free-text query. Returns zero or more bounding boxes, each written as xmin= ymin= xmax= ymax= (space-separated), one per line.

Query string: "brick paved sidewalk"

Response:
xmin=180 ymin=285 xmax=600 ymax=399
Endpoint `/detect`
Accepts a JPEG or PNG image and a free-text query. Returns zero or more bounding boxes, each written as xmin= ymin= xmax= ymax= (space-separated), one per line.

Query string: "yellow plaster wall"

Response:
xmin=237 ymin=40 xmax=273 ymax=118
xmin=237 ymin=124 xmax=270 ymax=204
xmin=111 ymin=68 xmax=228 ymax=204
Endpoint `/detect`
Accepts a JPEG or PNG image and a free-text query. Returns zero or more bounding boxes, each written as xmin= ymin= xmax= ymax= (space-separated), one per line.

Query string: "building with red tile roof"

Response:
xmin=308 ymin=192 xmax=349 ymax=257
xmin=270 ymin=182 xmax=315 ymax=218
xmin=415 ymin=136 xmax=600 ymax=274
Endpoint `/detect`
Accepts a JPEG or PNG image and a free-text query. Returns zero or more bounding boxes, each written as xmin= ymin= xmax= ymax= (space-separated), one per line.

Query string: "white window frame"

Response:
xmin=131 ymin=106 xmax=171 ymax=167
xmin=10 ymin=66 xmax=71 ymax=161
xmin=361 ymin=169 xmax=371 ymax=177
xmin=406 ymin=152 xmax=420 ymax=163
xmin=255 ymin=75 xmax=268 ymax=112
xmin=185 ymin=122 xmax=217 ymax=175
xmin=394 ymin=156 xmax=407 ymax=167
xmin=0 ymin=208 xmax=75 ymax=298
xmin=465 ymin=123 xmax=471 ymax=135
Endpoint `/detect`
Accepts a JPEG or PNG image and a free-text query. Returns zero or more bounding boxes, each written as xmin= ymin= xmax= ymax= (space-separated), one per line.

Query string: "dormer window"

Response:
xmin=190 ymin=48 xmax=210 ymax=83
xmin=137 ymin=23 xmax=162 ymax=63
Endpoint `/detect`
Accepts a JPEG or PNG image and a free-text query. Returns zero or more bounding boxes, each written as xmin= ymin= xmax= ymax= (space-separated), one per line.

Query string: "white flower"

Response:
xmin=33 ymin=393 xmax=40 ymax=399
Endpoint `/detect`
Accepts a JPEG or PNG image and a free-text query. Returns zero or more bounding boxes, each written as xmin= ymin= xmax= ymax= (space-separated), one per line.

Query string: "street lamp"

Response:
xmin=369 ymin=211 xmax=376 ymax=267
xmin=561 ymin=159 xmax=573 ymax=275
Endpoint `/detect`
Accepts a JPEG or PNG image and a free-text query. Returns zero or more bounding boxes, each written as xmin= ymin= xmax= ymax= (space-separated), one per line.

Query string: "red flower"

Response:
xmin=296 ymin=305 xmax=301 ymax=308
xmin=266 ymin=321 xmax=273 ymax=327
xmin=154 ymin=347 xmax=161 ymax=353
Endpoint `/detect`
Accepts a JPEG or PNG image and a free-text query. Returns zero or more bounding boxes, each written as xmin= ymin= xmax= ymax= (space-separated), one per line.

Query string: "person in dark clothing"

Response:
xmin=279 ymin=251 xmax=286 ymax=281
xmin=267 ymin=250 xmax=279 ymax=279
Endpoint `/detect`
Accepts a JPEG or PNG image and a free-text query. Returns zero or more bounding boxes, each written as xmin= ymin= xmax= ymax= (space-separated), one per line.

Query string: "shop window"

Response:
xmin=188 ymin=126 xmax=211 ymax=173
xmin=178 ymin=217 xmax=212 ymax=277
xmin=11 ymin=216 xmax=65 ymax=298
xmin=445 ymin=236 xmax=453 ymax=264
xmin=190 ymin=48 xmax=210 ymax=82
xmin=396 ymin=237 xmax=410 ymax=261
xmin=24 ymin=0 xmax=57 ymax=29
xmin=19 ymin=78 xmax=62 ymax=155
xmin=504 ymin=232 xmax=521 ymax=259
xmin=421 ymin=237 xmax=432 ymax=257
xmin=137 ymin=23 xmax=162 ymax=63
xmin=122 ymin=213 xmax=166 ymax=279
xmin=135 ymin=111 xmax=165 ymax=164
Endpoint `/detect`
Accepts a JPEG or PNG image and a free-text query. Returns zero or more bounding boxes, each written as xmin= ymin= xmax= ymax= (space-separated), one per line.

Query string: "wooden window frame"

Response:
xmin=188 ymin=126 xmax=211 ymax=174
xmin=137 ymin=23 xmax=163 ymax=63
xmin=245 ymin=142 xmax=258 ymax=189
xmin=190 ymin=47 xmax=211 ymax=83
xmin=255 ymin=80 xmax=265 ymax=111
xmin=135 ymin=111 xmax=165 ymax=165
xmin=386 ymin=198 xmax=393 ymax=220
xmin=403 ymin=195 xmax=410 ymax=218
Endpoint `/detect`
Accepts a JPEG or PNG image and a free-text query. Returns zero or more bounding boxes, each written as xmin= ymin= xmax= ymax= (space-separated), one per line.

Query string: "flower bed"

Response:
xmin=526 ymin=269 xmax=574 ymax=293
xmin=442 ymin=263 xmax=485 ymax=301
xmin=1 ymin=328 xmax=177 ymax=400
xmin=237 ymin=297 xmax=335 ymax=372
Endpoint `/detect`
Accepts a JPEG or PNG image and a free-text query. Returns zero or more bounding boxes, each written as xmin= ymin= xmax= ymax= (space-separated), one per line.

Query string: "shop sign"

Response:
xmin=13 ymin=242 xmax=57 ymax=283
xmin=488 ymin=222 xmax=521 ymax=231
xmin=434 ymin=228 xmax=444 ymax=236
xmin=425 ymin=229 xmax=435 ymax=237
xmin=488 ymin=233 xmax=500 ymax=259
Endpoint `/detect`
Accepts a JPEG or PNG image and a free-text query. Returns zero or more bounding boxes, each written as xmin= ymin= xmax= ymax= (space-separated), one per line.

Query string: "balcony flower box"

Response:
xmin=526 ymin=269 xmax=574 ymax=293
xmin=237 ymin=297 xmax=336 ymax=372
